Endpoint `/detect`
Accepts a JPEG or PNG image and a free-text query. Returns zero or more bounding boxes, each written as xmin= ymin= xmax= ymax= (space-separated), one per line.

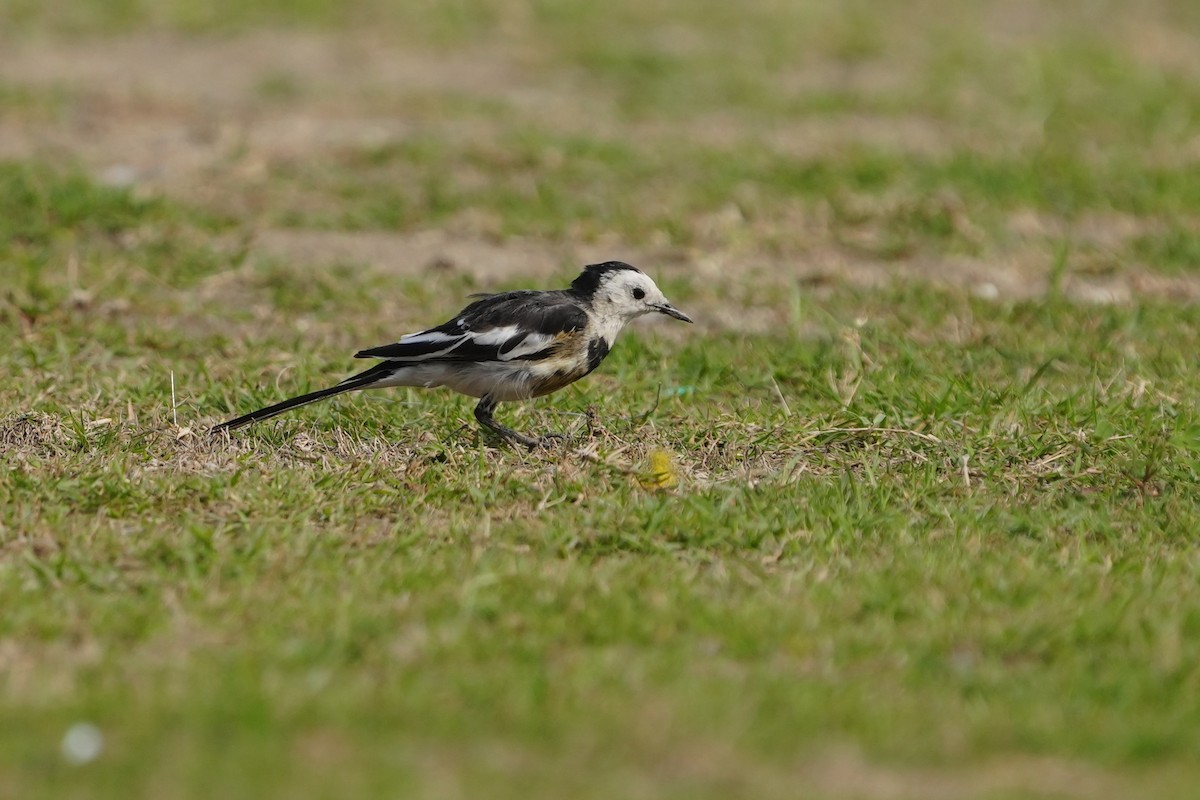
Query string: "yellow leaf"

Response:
xmin=638 ymin=449 xmax=678 ymax=491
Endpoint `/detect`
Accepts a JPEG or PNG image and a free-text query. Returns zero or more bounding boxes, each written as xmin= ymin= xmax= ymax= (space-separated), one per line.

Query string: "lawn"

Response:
xmin=3 ymin=1 xmax=1200 ymax=798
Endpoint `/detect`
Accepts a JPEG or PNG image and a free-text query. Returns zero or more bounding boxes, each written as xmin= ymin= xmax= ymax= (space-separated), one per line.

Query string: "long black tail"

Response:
xmin=211 ymin=363 xmax=396 ymax=434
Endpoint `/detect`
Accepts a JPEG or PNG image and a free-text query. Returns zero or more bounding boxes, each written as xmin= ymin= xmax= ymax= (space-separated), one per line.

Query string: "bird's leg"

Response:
xmin=474 ymin=397 xmax=543 ymax=449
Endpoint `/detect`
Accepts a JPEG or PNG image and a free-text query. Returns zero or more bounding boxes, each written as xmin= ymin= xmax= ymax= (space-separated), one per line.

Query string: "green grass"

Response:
xmin=4 ymin=1 xmax=1200 ymax=797
xmin=1131 ymin=227 xmax=1200 ymax=274
xmin=4 ymin=165 xmax=1200 ymax=798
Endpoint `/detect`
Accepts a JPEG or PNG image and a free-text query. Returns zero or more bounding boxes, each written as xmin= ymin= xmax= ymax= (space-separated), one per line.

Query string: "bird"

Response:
xmin=211 ymin=261 xmax=693 ymax=448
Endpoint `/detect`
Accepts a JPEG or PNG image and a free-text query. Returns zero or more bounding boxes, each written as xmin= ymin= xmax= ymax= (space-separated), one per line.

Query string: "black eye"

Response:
xmin=632 ymin=287 xmax=646 ymax=300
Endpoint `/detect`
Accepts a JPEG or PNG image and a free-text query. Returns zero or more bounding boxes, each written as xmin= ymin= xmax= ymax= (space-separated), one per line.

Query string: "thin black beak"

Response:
xmin=656 ymin=303 xmax=693 ymax=323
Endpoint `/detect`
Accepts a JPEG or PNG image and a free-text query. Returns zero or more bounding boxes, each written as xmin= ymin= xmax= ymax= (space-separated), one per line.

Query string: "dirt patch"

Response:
xmin=252 ymin=228 xmax=593 ymax=284
xmin=0 ymin=31 xmax=519 ymax=197
xmin=249 ymin=225 xmax=1200 ymax=314
xmin=800 ymin=745 xmax=1138 ymax=800
xmin=0 ymin=31 xmax=520 ymax=105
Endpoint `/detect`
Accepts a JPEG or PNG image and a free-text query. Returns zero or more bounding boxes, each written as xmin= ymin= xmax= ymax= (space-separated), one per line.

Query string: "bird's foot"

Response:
xmin=474 ymin=398 xmax=568 ymax=451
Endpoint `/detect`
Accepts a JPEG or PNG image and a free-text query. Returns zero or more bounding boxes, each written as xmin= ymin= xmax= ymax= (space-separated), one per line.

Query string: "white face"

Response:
xmin=594 ymin=269 xmax=692 ymax=324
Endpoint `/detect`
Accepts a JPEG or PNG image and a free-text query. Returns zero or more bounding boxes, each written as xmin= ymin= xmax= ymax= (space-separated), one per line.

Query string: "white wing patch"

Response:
xmin=468 ymin=325 xmax=522 ymax=347
xmin=451 ymin=325 xmax=559 ymax=361
xmin=367 ymin=324 xmax=562 ymax=364
xmin=386 ymin=330 xmax=464 ymax=359
xmin=497 ymin=332 xmax=558 ymax=361
xmin=398 ymin=331 xmax=459 ymax=346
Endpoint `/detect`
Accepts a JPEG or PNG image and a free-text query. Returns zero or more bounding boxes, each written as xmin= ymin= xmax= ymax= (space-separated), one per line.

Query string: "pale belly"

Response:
xmin=366 ymin=361 xmax=557 ymax=401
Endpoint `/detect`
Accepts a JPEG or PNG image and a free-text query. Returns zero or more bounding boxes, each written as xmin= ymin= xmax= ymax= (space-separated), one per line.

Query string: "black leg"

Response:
xmin=474 ymin=397 xmax=541 ymax=449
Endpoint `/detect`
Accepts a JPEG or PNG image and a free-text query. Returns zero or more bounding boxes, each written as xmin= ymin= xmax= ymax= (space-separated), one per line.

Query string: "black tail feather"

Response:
xmin=211 ymin=361 xmax=401 ymax=434
xmin=210 ymin=382 xmax=361 ymax=433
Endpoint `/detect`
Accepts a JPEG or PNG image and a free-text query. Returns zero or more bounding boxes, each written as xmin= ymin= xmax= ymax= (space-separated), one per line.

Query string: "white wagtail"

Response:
xmin=211 ymin=261 xmax=692 ymax=447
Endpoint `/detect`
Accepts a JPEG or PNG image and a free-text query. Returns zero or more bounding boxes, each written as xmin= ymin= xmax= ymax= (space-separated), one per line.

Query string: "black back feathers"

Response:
xmin=569 ymin=261 xmax=641 ymax=299
xmin=353 ymin=291 xmax=588 ymax=362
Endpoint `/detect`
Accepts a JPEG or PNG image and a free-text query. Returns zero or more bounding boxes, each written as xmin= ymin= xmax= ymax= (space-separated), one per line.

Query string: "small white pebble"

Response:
xmin=61 ymin=722 xmax=104 ymax=765
xmin=98 ymin=164 xmax=139 ymax=188
xmin=973 ymin=282 xmax=1000 ymax=300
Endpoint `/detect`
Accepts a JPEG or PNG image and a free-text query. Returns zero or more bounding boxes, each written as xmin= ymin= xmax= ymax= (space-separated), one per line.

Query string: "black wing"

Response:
xmin=354 ymin=290 xmax=588 ymax=363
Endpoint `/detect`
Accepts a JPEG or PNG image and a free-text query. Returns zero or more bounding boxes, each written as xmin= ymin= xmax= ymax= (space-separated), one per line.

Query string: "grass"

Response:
xmin=267 ymin=131 xmax=1200 ymax=257
xmin=4 ymin=1 xmax=1200 ymax=798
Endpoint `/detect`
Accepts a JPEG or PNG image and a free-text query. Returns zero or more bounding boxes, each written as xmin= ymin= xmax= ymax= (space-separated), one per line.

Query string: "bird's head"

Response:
xmin=570 ymin=261 xmax=693 ymax=324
